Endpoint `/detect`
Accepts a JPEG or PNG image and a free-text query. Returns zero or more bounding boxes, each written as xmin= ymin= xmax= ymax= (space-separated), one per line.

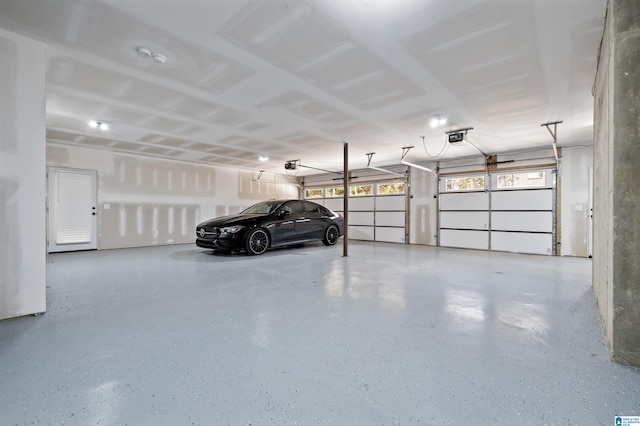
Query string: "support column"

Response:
xmin=0 ymin=29 xmax=47 ymax=319
xmin=593 ymin=0 xmax=640 ymax=366
xmin=343 ymin=142 xmax=348 ymax=257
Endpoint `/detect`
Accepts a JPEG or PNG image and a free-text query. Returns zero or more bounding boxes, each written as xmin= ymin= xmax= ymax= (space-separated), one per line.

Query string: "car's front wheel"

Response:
xmin=245 ymin=228 xmax=269 ymax=255
xmin=322 ymin=224 xmax=340 ymax=246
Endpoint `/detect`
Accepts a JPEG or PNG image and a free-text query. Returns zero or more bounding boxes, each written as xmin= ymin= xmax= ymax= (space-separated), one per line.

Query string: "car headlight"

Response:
xmin=219 ymin=225 xmax=244 ymax=235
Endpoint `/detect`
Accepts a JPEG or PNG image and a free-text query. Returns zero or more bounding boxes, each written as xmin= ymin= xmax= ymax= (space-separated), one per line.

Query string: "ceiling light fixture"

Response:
xmin=259 ymin=155 xmax=269 ymax=162
xmin=430 ymin=116 xmax=447 ymax=128
xmin=88 ymin=120 xmax=109 ymax=130
xmin=136 ymin=46 xmax=167 ymax=64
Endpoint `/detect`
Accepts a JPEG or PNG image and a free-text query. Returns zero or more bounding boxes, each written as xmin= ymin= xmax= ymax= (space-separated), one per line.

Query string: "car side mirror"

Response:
xmin=277 ymin=210 xmax=290 ymax=219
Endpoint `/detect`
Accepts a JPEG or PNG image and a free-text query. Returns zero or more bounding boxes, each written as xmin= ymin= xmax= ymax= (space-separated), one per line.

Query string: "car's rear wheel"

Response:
xmin=323 ymin=224 xmax=340 ymax=246
xmin=245 ymin=228 xmax=269 ymax=255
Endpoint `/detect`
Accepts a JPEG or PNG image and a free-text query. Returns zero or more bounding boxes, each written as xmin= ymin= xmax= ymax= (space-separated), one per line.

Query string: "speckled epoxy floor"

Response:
xmin=1 ymin=242 xmax=639 ymax=425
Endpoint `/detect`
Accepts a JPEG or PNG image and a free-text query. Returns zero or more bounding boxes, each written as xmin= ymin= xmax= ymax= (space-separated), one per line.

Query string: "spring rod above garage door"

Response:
xmin=541 ymin=121 xmax=563 ymax=169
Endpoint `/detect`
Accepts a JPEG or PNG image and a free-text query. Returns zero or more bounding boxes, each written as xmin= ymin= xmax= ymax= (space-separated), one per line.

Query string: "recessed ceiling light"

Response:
xmin=88 ymin=120 xmax=109 ymax=130
xmin=259 ymin=155 xmax=269 ymax=162
xmin=430 ymin=116 xmax=447 ymax=128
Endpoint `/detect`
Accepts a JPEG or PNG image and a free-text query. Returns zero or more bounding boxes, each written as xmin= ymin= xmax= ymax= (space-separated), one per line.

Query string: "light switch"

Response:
xmin=104 ymin=203 xmax=111 ymax=210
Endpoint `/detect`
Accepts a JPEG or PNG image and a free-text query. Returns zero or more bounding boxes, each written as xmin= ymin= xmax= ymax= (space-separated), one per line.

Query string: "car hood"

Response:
xmin=198 ymin=213 xmax=264 ymax=228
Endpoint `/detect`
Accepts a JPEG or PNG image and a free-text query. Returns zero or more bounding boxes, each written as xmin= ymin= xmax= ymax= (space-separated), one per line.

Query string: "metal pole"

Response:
xmin=343 ymin=142 xmax=349 ymax=257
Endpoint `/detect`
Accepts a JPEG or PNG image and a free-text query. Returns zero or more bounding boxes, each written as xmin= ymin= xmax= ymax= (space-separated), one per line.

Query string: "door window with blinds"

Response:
xmin=48 ymin=168 xmax=98 ymax=252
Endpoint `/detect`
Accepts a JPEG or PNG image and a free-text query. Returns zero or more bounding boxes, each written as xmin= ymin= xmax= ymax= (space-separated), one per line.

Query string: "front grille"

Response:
xmin=197 ymin=227 xmax=217 ymax=238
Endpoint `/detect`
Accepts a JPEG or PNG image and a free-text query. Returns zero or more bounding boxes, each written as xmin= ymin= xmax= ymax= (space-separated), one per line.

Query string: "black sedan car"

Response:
xmin=196 ymin=199 xmax=344 ymax=255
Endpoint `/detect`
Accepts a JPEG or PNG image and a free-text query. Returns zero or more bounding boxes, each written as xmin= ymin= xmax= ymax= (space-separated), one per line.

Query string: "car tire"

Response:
xmin=245 ymin=228 xmax=269 ymax=255
xmin=322 ymin=224 xmax=340 ymax=246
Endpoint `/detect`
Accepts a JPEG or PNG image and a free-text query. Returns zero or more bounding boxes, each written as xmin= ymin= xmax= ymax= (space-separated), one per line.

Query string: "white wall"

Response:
xmin=46 ymin=144 xmax=299 ymax=249
xmin=0 ymin=29 xmax=47 ymax=319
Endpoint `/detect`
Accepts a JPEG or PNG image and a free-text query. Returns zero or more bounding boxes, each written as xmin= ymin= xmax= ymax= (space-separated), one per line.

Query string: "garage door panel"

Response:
xmin=376 ymin=211 xmax=405 ymax=227
xmin=491 ymin=211 xmax=552 ymax=233
xmin=324 ymin=198 xmax=343 ymax=212
xmin=349 ymin=211 xmax=374 ymax=226
xmin=491 ymin=232 xmax=552 ymax=255
xmin=350 ymin=197 xmax=375 ymax=211
xmin=376 ymin=195 xmax=405 ymax=211
xmin=440 ymin=192 xmax=488 ymax=210
xmin=440 ymin=229 xmax=489 ymax=250
xmin=375 ymin=227 xmax=405 ymax=243
xmin=440 ymin=211 xmax=488 ymax=230
xmin=349 ymin=226 xmax=374 ymax=241
xmin=492 ymin=190 xmax=552 ymax=211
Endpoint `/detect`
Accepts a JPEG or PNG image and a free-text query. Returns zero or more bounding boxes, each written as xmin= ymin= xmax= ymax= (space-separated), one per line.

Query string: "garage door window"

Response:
xmin=377 ymin=182 xmax=405 ymax=195
xmin=350 ymin=184 xmax=373 ymax=196
xmin=496 ymin=172 xmax=546 ymax=189
xmin=326 ymin=187 xmax=345 ymax=198
xmin=305 ymin=188 xmax=323 ymax=199
xmin=326 ymin=185 xmax=374 ymax=197
xmin=444 ymin=176 xmax=486 ymax=192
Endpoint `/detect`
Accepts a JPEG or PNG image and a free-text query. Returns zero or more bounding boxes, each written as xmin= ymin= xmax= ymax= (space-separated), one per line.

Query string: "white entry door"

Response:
xmin=48 ymin=168 xmax=97 ymax=252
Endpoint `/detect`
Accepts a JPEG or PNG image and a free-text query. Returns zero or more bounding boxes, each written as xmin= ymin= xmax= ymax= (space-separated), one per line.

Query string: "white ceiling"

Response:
xmin=0 ymin=0 xmax=606 ymax=176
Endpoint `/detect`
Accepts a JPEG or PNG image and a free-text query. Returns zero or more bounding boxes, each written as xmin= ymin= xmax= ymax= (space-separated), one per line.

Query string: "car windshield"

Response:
xmin=241 ymin=201 xmax=283 ymax=215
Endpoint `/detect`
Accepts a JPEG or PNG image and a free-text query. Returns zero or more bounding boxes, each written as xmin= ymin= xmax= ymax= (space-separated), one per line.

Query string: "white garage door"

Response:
xmin=310 ymin=180 xmax=406 ymax=244
xmin=439 ymin=190 xmax=489 ymax=250
xmin=439 ymin=169 xmax=556 ymax=255
xmin=324 ymin=194 xmax=406 ymax=243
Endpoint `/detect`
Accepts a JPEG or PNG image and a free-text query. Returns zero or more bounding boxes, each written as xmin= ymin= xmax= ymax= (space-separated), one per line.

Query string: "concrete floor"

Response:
xmin=1 ymin=242 xmax=639 ymax=425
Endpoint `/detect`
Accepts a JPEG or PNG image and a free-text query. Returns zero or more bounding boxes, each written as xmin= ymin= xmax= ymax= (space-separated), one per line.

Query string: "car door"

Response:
xmin=302 ymin=201 xmax=326 ymax=239
xmin=272 ymin=201 xmax=303 ymax=244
